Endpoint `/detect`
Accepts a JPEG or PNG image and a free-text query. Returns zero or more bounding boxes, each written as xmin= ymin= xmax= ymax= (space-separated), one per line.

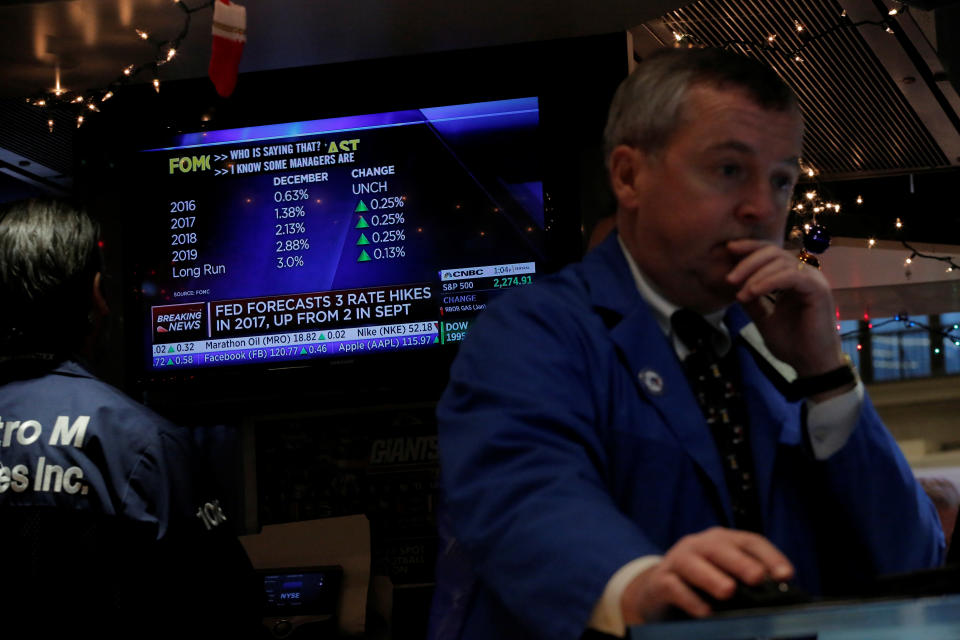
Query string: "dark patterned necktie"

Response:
xmin=671 ymin=309 xmax=763 ymax=533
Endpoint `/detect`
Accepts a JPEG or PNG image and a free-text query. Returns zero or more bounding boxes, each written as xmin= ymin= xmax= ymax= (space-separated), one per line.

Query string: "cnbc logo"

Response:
xmin=169 ymin=155 xmax=211 ymax=174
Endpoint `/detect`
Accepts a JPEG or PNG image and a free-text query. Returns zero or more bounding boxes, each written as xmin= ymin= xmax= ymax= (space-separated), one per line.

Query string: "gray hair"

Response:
xmin=603 ymin=48 xmax=800 ymax=164
xmin=0 ymin=198 xmax=102 ymax=357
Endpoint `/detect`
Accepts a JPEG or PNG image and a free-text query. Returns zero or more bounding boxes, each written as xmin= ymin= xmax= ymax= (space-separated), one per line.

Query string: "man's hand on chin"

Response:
xmin=724 ymin=239 xmax=846 ymax=378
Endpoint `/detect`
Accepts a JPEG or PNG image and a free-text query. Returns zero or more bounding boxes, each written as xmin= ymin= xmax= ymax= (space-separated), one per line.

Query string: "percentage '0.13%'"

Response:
xmin=277 ymin=255 xmax=305 ymax=269
xmin=373 ymin=246 xmax=405 ymax=260
xmin=274 ymin=189 xmax=309 ymax=202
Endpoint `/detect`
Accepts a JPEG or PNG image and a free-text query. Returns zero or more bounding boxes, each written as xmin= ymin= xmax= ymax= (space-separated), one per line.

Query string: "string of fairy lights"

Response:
xmin=24 ymin=0 xmax=214 ymax=131
xmin=837 ymin=313 xmax=960 ymax=360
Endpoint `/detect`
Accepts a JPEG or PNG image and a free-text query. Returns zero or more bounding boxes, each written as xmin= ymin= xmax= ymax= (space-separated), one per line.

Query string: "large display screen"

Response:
xmin=133 ymin=97 xmax=546 ymax=373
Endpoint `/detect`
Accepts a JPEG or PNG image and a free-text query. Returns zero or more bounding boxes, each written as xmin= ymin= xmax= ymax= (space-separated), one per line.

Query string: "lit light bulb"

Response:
xmin=136 ymin=29 xmax=149 ymax=40
xmin=889 ymin=7 xmax=898 ymax=15
xmin=905 ymin=257 xmax=912 ymax=265
xmin=795 ymin=20 xmax=805 ymax=32
xmin=767 ymin=35 xmax=776 ymax=42
xmin=856 ymin=195 xmax=863 ymax=204
xmin=76 ymin=115 xmax=84 ymax=128
xmin=805 ymin=191 xmax=816 ymax=200
xmin=673 ymin=32 xmax=683 ymax=41
xmin=895 ymin=218 xmax=903 ymax=229
xmin=795 ymin=55 xmax=804 ymax=63
xmin=47 ymin=119 xmax=54 ymax=133
xmin=804 ymin=223 xmax=812 ymax=232
xmin=123 ymin=65 xmax=135 ymax=76
xmin=806 ymin=168 xmax=814 ymax=177
xmin=886 ymin=26 xmax=894 ymax=33
xmin=34 ymin=99 xmax=46 ymax=107
xmin=153 ymin=78 xmax=160 ymax=93
xmin=101 ymin=91 xmax=113 ymax=102
xmin=72 ymin=96 xmax=84 ymax=104
xmin=166 ymin=48 xmax=176 ymax=61
xmin=867 ymin=238 xmax=876 ymax=248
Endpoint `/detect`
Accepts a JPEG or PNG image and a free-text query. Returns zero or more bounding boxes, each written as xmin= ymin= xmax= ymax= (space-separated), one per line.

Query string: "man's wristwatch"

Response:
xmin=789 ymin=354 xmax=858 ymax=400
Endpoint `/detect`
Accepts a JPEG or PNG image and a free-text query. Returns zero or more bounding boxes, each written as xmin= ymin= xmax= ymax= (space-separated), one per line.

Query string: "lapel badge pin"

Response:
xmin=638 ymin=368 xmax=665 ymax=395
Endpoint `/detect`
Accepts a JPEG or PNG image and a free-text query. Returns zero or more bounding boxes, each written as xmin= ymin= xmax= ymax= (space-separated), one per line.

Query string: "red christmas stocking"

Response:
xmin=208 ymin=0 xmax=246 ymax=97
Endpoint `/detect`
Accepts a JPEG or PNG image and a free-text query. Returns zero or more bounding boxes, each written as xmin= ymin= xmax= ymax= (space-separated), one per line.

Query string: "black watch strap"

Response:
xmin=788 ymin=356 xmax=857 ymax=400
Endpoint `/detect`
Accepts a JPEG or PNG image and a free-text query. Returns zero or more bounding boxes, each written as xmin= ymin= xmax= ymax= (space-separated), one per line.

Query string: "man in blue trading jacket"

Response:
xmin=430 ymin=48 xmax=944 ymax=640
xmin=0 ymin=198 xmax=262 ymax=637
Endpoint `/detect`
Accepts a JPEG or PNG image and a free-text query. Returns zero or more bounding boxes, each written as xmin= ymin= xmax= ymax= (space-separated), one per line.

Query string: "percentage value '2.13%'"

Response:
xmin=277 ymin=255 xmax=305 ymax=269
xmin=276 ymin=221 xmax=306 ymax=235
xmin=274 ymin=189 xmax=309 ymax=202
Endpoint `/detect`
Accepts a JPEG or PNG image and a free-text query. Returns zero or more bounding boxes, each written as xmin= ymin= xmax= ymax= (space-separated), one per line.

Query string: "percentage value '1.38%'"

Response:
xmin=276 ymin=206 xmax=306 ymax=218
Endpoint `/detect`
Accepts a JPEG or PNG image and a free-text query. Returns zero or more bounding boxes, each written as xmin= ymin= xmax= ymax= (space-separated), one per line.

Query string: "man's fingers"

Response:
xmin=725 ymin=242 xmax=784 ymax=285
xmin=652 ymin=571 xmax=712 ymax=620
xmin=702 ymin=531 xmax=795 ymax=583
xmin=670 ymin=551 xmax=738 ymax=600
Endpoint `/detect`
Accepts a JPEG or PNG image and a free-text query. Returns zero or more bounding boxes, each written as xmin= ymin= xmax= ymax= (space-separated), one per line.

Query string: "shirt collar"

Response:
xmin=617 ymin=235 xmax=731 ymax=357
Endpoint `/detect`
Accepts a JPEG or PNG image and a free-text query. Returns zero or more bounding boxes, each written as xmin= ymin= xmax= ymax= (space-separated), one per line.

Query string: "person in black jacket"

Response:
xmin=0 ymin=197 xmax=264 ymax=638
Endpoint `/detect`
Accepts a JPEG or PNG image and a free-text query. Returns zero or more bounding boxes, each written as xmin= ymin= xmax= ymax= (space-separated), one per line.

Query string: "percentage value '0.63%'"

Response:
xmin=373 ymin=246 xmax=405 ymax=260
xmin=275 ymin=206 xmax=306 ymax=219
xmin=277 ymin=255 xmax=305 ymax=269
xmin=274 ymin=189 xmax=309 ymax=202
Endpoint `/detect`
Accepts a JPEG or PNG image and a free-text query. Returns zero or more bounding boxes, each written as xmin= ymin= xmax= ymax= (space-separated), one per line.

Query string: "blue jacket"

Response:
xmin=0 ymin=359 xmax=262 ymax=636
xmin=432 ymin=233 xmax=944 ymax=640
xmin=0 ymin=360 xmax=212 ymax=536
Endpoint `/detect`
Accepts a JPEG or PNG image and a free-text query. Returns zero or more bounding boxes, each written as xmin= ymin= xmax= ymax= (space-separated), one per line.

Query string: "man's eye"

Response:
xmin=719 ymin=163 xmax=742 ymax=178
xmin=772 ymin=174 xmax=795 ymax=191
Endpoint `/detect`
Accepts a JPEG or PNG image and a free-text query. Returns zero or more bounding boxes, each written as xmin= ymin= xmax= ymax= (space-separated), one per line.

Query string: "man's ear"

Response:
xmin=608 ymin=145 xmax=644 ymax=211
xmin=92 ymin=272 xmax=109 ymax=318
